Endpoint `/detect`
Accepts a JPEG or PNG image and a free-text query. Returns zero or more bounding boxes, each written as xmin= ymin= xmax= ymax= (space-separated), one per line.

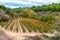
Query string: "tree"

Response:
xmin=0 ymin=5 xmax=6 ymax=10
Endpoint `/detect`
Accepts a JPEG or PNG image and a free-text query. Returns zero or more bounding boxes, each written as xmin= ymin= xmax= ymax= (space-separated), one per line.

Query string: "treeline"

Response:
xmin=31 ymin=3 xmax=60 ymax=12
xmin=1 ymin=3 xmax=60 ymax=12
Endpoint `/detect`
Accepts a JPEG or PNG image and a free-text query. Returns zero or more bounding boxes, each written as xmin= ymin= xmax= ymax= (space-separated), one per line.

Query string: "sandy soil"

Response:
xmin=0 ymin=26 xmax=59 ymax=40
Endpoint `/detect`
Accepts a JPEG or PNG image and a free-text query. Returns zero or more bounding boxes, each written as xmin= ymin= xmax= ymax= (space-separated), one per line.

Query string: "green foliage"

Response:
xmin=5 ymin=7 xmax=11 ymax=13
xmin=0 ymin=22 xmax=6 ymax=26
xmin=9 ymin=8 xmax=22 ymax=17
xmin=21 ymin=8 xmax=36 ymax=18
xmin=50 ymin=36 xmax=60 ymax=40
xmin=39 ymin=14 xmax=47 ymax=22
xmin=43 ymin=35 xmax=60 ymax=40
xmin=56 ymin=25 xmax=60 ymax=32
xmin=0 ymin=5 xmax=6 ymax=10
xmin=31 ymin=3 xmax=60 ymax=12
xmin=47 ymin=14 xmax=55 ymax=21
xmin=39 ymin=14 xmax=55 ymax=22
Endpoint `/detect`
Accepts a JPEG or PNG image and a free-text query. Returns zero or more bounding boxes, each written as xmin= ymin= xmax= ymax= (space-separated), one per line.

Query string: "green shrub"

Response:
xmin=43 ymin=35 xmax=60 ymax=40
xmin=39 ymin=14 xmax=55 ymax=22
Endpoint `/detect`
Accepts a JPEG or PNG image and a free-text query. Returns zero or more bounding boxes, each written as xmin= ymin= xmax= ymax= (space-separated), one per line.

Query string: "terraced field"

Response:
xmin=1 ymin=17 xmax=55 ymax=33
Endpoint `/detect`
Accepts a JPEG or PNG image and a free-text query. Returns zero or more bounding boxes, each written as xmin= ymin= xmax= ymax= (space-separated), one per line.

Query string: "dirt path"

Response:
xmin=18 ymin=19 xmax=23 ymax=33
xmin=3 ymin=20 xmax=11 ymax=29
xmin=21 ymin=23 xmax=29 ymax=33
xmin=7 ymin=20 xmax=14 ymax=31
xmin=0 ymin=26 xmax=58 ymax=40
xmin=12 ymin=20 xmax=17 ymax=32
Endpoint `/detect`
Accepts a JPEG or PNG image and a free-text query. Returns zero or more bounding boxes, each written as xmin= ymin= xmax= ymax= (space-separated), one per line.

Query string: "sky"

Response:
xmin=0 ymin=0 xmax=60 ymax=8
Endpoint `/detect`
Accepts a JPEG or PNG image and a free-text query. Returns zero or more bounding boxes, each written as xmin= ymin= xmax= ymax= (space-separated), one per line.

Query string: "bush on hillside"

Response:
xmin=39 ymin=14 xmax=55 ymax=22
xmin=21 ymin=8 xmax=36 ymax=18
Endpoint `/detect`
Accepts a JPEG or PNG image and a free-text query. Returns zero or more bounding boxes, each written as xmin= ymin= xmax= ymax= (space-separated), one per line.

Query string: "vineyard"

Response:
xmin=0 ymin=17 xmax=55 ymax=33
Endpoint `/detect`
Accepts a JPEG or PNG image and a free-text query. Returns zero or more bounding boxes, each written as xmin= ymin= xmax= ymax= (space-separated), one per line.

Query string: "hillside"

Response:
xmin=0 ymin=3 xmax=60 ymax=40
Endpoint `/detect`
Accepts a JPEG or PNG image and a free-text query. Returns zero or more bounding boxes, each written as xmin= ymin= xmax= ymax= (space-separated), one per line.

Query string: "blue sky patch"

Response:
xmin=0 ymin=0 xmax=60 ymax=8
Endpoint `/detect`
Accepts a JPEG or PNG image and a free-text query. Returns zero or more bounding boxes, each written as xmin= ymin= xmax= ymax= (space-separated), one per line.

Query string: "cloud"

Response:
xmin=30 ymin=0 xmax=58 ymax=3
xmin=0 ymin=2 xmax=40 ymax=8
xmin=0 ymin=0 xmax=60 ymax=8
